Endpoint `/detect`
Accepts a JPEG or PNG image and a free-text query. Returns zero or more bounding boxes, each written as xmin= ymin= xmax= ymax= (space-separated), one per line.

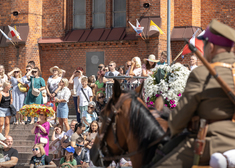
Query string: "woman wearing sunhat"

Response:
xmin=46 ymin=66 xmax=62 ymax=100
xmin=142 ymin=54 xmax=158 ymax=77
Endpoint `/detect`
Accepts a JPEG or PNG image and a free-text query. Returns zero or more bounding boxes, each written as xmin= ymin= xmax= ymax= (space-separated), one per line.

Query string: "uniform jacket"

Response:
xmin=169 ymin=52 xmax=235 ymax=164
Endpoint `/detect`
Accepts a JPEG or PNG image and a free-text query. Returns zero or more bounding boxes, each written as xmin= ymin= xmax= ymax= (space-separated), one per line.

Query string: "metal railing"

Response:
xmin=105 ymin=76 xmax=147 ymax=99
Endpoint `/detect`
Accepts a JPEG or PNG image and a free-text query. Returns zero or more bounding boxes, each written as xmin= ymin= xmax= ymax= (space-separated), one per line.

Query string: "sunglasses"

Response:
xmin=98 ymin=96 xmax=105 ymax=99
xmin=26 ymin=69 xmax=31 ymax=71
xmin=14 ymin=71 xmax=19 ymax=73
xmin=88 ymin=106 xmax=94 ymax=109
xmin=53 ymin=69 xmax=58 ymax=72
xmin=32 ymin=148 xmax=39 ymax=151
xmin=127 ymin=65 xmax=131 ymax=67
xmin=98 ymin=66 xmax=103 ymax=69
xmin=108 ymin=65 xmax=113 ymax=67
xmin=39 ymin=114 xmax=44 ymax=116
xmin=76 ymin=144 xmax=84 ymax=147
xmin=32 ymin=71 xmax=37 ymax=73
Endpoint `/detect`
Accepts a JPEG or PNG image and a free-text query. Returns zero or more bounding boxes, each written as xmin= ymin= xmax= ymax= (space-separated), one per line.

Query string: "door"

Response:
xmin=86 ymin=51 xmax=104 ymax=77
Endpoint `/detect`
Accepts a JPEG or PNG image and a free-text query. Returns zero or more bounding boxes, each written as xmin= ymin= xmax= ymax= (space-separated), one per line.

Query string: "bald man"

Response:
xmin=0 ymin=136 xmax=18 ymax=168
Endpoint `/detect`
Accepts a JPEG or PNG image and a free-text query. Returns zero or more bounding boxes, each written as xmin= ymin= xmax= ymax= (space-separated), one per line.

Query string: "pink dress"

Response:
xmin=34 ymin=121 xmax=50 ymax=155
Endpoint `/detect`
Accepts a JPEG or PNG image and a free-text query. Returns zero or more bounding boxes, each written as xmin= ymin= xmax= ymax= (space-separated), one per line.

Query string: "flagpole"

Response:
xmin=167 ymin=0 xmax=171 ymax=65
xmin=142 ymin=31 xmax=147 ymax=40
xmin=170 ymin=46 xmax=185 ymax=65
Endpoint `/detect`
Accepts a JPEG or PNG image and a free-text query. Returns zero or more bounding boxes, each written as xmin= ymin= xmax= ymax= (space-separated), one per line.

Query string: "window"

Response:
xmin=93 ymin=0 xmax=106 ymax=28
xmin=113 ymin=0 xmax=126 ymax=27
xmin=73 ymin=0 xmax=86 ymax=29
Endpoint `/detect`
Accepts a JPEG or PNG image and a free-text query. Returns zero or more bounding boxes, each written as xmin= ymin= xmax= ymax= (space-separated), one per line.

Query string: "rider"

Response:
xmin=153 ymin=19 xmax=235 ymax=167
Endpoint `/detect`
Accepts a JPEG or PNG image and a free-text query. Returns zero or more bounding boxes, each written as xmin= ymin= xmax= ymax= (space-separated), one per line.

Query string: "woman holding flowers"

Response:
xmin=31 ymin=111 xmax=50 ymax=155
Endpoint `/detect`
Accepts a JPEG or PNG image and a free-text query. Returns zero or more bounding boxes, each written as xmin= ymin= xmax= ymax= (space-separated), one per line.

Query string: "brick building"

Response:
xmin=0 ymin=0 xmax=235 ymax=113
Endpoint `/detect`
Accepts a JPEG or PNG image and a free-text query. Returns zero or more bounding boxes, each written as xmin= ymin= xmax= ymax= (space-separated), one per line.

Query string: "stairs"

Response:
xmin=4 ymin=115 xmax=77 ymax=168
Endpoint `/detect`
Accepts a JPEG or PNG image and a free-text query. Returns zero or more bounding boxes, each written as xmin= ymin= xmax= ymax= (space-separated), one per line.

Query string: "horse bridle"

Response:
xmin=97 ymin=92 xmax=169 ymax=167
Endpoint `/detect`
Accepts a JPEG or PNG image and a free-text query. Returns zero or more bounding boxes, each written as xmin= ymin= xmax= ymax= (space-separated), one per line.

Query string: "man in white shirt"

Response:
xmin=190 ymin=55 xmax=198 ymax=70
xmin=61 ymin=120 xmax=77 ymax=148
xmin=105 ymin=61 xmax=119 ymax=77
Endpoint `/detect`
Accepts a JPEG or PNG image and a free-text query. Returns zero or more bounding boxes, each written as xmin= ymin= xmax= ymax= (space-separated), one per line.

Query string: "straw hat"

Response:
xmin=145 ymin=54 xmax=159 ymax=63
xmin=49 ymin=66 xmax=62 ymax=74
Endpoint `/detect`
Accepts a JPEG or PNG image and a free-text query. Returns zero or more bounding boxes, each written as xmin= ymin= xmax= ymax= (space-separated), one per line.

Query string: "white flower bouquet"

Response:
xmin=144 ymin=63 xmax=190 ymax=108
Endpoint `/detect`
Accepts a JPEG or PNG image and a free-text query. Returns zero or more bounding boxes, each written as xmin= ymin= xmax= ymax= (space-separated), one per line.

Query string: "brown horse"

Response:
xmin=90 ymin=80 xmax=170 ymax=168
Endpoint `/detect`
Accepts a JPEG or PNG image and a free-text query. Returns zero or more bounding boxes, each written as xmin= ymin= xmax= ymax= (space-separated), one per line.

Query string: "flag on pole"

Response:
xmin=8 ymin=25 xmax=22 ymax=40
xmin=0 ymin=29 xmax=12 ymax=41
xmin=149 ymin=20 xmax=164 ymax=34
xmin=128 ymin=21 xmax=144 ymax=36
xmin=182 ymin=29 xmax=205 ymax=57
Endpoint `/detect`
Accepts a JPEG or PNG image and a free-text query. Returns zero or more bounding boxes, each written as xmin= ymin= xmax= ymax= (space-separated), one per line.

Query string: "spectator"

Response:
xmin=0 ymin=65 xmax=8 ymax=91
xmin=104 ymin=66 xmax=109 ymax=73
xmin=74 ymin=137 xmax=89 ymax=167
xmin=156 ymin=51 xmax=167 ymax=66
xmin=70 ymin=123 xmax=86 ymax=148
xmin=118 ymin=66 xmax=125 ymax=76
xmin=59 ymin=69 xmax=66 ymax=78
xmin=24 ymin=67 xmax=46 ymax=124
xmin=1 ymin=136 xmax=18 ymax=168
xmin=105 ymin=61 xmax=119 ymax=77
xmin=127 ymin=57 xmax=142 ymax=85
xmin=82 ymin=101 xmax=97 ymax=133
xmin=46 ymin=66 xmax=62 ymax=103
xmin=190 ymin=55 xmax=198 ymax=70
xmin=61 ymin=120 xmax=77 ymax=149
xmin=95 ymin=92 xmax=106 ymax=116
xmin=86 ymin=120 xmax=99 ymax=140
xmin=21 ymin=65 xmax=33 ymax=124
xmin=7 ymin=67 xmax=25 ymax=125
xmin=59 ymin=146 xmax=77 ymax=168
xmin=28 ymin=61 xmax=35 ymax=68
xmin=125 ymin=61 xmax=131 ymax=74
xmin=69 ymin=67 xmax=84 ymax=123
xmin=77 ymin=76 xmax=93 ymax=122
xmin=0 ymin=133 xmax=8 ymax=162
xmin=55 ymin=78 xmax=71 ymax=132
xmin=31 ymin=111 xmax=50 ymax=155
xmin=95 ymin=66 xmax=106 ymax=95
xmin=50 ymin=124 xmax=65 ymax=160
xmin=142 ymin=54 xmax=157 ymax=77
xmin=88 ymin=76 xmax=96 ymax=101
xmin=30 ymin=143 xmax=56 ymax=168
xmin=0 ymin=82 xmax=12 ymax=136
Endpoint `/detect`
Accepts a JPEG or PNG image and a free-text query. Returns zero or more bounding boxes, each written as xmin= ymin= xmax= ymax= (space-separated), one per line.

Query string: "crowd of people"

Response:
xmin=0 ymin=51 xmax=197 ymax=167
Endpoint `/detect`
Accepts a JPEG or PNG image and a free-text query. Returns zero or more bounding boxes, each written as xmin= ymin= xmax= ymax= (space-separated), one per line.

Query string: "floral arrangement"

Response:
xmin=19 ymin=104 xmax=55 ymax=117
xmin=144 ymin=63 xmax=190 ymax=108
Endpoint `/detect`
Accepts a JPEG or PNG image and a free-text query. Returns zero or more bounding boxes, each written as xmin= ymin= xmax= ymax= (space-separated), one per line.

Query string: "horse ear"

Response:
xmin=112 ymin=79 xmax=121 ymax=101
xmin=155 ymin=96 xmax=164 ymax=112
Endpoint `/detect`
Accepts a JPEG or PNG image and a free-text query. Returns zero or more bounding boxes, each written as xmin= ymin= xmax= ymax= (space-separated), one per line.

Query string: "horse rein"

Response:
xmin=97 ymin=92 xmax=169 ymax=165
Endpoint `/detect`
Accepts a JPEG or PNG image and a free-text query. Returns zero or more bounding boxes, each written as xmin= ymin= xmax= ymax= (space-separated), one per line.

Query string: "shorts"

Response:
xmin=0 ymin=107 xmax=11 ymax=117
xmin=79 ymin=106 xmax=88 ymax=119
xmin=57 ymin=103 xmax=69 ymax=118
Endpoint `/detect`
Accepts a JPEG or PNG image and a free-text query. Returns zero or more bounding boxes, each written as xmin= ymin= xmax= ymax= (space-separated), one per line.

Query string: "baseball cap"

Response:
xmin=64 ymin=146 xmax=75 ymax=153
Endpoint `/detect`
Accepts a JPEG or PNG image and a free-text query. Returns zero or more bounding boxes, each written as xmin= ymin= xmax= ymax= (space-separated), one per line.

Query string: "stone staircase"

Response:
xmin=4 ymin=115 xmax=77 ymax=168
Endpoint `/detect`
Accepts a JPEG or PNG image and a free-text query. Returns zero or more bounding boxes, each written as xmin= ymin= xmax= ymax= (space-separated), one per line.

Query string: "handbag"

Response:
xmin=32 ymin=78 xmax=40 ymax=97
xmin=9 ymin=104 xmax=16 ymax=116
xmin=40 ymin=137 xmax=48 ymax=144
xmin=18 ymin=83 xmax=29 ymax=92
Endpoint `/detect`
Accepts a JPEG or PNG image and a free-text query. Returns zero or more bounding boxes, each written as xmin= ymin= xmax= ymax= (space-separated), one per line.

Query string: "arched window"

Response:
xmin=92 ymin=0 xmax=106 ymax=28
xmin=113 ymin=0 xmax=126 ymax=27
xmin=73 ymin=0 xmax=86 ymax=29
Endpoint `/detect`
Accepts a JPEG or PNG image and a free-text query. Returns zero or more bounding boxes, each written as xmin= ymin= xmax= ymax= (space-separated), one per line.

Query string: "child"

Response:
xmin=59 ymin=146 xmax=77 ymax=168
xmin=50 ymin=124 xmax=65 ymax=160
xmin=77 ymin=76 xmax=93 ymax=121
xmin=0 ymin=133 xmax=8 ymax=162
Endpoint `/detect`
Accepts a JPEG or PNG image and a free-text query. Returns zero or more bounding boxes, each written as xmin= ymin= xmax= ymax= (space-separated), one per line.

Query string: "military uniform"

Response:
xmin=154 ymin=20 xmax=235 ymax=167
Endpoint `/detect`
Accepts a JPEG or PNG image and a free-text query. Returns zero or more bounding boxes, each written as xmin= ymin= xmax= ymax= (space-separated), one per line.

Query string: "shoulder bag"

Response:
xmin=32 ymin=78 xmax=40 ymax=97
xmin=8 ymin=91 xmax=16 ymax=116
xmin=81 ymin=88 xmax=89 ymax=103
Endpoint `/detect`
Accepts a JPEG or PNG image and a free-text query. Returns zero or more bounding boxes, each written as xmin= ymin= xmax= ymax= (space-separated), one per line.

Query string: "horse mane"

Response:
xmin=128 ymin=92 xmax=169 ymax=165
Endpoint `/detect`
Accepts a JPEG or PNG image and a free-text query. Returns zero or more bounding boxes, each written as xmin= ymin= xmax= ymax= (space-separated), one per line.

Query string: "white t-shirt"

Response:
xmin=73 ymin=76 xmax=83 ymax=97
xmin=78 ymin=86 xmax=93 ymax=106
xmin=105 ymin=70 xmax=119 ymax=77
xmin=127 ymin=67 xmax=142 ymax=84
xmin=47 ymin=76 xmax=61 ymax=93
xmin=55 ymin=131 xmax=65 ymax=140
xmin=0 ymin=74 xmax=8 ymax=91
xmin=64 ymin=129 xmax=74 ymax=142
xmin=190 ymin=65 xmax=198 ymax=71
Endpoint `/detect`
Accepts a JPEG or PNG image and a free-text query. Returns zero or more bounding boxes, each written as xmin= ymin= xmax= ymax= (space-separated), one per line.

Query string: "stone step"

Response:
xmin=10 ymin=135 xmax=52 ymax=141
xmin=13 ymin=140 xmax=35 ymax=146
xmin=6 ymin=129 xmax=54 ymax=136
xmin=18 ymin=152 xmax=53 ymax=160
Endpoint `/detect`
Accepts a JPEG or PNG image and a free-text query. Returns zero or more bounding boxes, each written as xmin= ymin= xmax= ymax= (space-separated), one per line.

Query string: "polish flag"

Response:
xmin=8 ymin=25 xmax=22 ymax=40
xmin=182 ymin=29 xmax=205 ymax=56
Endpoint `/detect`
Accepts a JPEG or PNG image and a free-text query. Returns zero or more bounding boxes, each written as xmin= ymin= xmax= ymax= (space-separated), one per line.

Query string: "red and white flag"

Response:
xmin=182 ymin=29 xmax=205 ymax=56
xmin=8 ymin=25 xmax=22 ymax=40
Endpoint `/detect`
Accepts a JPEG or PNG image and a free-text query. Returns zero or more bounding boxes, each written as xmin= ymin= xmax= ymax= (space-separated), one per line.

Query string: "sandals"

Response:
xmin=20 ymin=121 xmax=25 ymax=125
xmin=13 ymin=122 xmax=19 ymax=125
